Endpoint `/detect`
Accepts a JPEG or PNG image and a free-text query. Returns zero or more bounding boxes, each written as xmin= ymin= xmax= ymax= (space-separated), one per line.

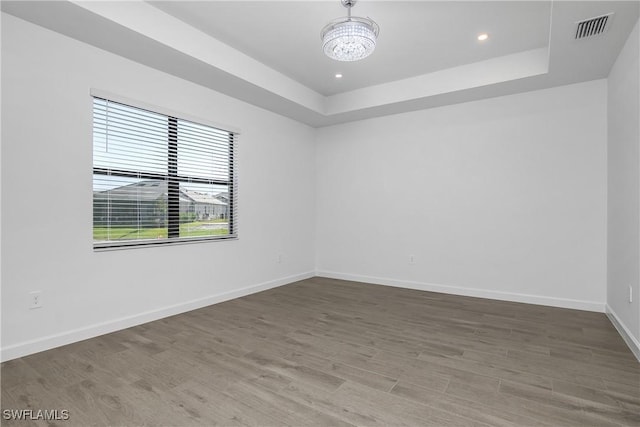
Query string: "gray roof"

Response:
xmin=94 ymin=181 xmax=228 ymax=207
xmin=214 ymin=192 xmax=229 ymax=201
xmin=183 ymin=190 xmax=227 ymax=206
xmin=94 ymin=180 xmax=193 ymax=203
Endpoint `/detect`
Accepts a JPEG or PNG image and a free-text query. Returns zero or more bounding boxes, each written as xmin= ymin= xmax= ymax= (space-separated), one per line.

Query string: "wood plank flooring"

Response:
xmin=2 ymin=277 xmax=639 ymax=426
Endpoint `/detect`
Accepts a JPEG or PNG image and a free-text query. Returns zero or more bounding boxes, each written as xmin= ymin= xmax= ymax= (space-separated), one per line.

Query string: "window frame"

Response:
xmin=91 ymin=89 xmax=239 ymax=250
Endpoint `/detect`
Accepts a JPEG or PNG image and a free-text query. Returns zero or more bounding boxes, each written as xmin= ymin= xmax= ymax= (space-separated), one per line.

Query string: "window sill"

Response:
xmin=93 ymin=235 xmax=238 ymax=251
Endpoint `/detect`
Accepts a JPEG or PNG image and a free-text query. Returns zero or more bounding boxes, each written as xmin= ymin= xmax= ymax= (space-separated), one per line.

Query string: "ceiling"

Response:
xmin=149 ymin=1 xmax=553 ymax=96
xmin=2 ymin=1 xmax=639 ymax=127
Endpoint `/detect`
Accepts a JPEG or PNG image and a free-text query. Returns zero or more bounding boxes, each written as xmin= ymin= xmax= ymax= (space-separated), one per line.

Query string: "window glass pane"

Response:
xmin=93 ymin=176 xmax=168 ymax=242
xmin=177 ymin=119 xmax=230 ymax=180
xmin=93 ymin=99 xmax=168 ymax=175
xmin=179 ymin=183 xmax=230 ymax=238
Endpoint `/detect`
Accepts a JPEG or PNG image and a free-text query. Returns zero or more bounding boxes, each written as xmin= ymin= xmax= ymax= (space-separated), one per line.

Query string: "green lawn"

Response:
xmin=94 ymin=221 xmax=228 ymax=240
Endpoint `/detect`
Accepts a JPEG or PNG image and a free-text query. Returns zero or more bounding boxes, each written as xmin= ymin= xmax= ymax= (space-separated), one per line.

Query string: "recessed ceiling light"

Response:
xmin=335 ymin=73 xmax=343 ymax=78
xmin=477 ymin=33 xmax=489 ymax=41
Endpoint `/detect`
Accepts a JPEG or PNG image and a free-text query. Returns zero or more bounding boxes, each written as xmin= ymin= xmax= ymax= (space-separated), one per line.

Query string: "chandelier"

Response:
xmin=321 ymin=0 xmax=379 ymax=62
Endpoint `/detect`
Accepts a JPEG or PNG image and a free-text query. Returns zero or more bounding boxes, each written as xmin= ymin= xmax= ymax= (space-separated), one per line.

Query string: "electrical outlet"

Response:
xmin=29 ymin=291 xmax=42 ymax=309
xmin=409 ymin=255 xmax=415 ymax=265
xmin=630 ymin=285 xmax=633 ymax=303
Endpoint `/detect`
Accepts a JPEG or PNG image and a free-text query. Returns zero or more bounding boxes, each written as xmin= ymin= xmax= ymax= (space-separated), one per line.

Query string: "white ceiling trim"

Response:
xmin=71 ymin=0 xmax=327 ymax=114
xmin=326 ymin=47 xmax=549 ymax=114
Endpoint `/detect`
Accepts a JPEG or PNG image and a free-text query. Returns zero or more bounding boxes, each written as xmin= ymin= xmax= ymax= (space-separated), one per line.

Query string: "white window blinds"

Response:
xmin=92 ymin=96 xmax=237 ymax=249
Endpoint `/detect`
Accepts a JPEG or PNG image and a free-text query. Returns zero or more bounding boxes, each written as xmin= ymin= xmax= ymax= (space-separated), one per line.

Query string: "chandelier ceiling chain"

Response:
xmin=321 ymin=0 xmax=379 ymax=62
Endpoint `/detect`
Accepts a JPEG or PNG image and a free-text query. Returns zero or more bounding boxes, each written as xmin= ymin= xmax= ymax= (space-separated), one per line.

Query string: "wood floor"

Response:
xmin=2 ymin=277 xmax=639 ymax=426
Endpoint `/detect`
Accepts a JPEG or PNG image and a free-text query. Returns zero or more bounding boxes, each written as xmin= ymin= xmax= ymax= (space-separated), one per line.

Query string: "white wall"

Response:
xmin=0 ymin=14 xmax=316 ymax=361
xmin=2 ymin=11 xmax=630 ymax=362
xmin=316 ymin=80 xmax=608 ymax=311
xmin=607 ymin=18 xmax=640 ymax=358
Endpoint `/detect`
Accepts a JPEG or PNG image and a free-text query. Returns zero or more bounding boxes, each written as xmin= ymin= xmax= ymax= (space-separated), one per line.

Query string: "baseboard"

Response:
xmin=0 ymin=271 xmax=314 ymax=362
xmin=605 ymin=305 xmax=640 ymax=362
xmin=316 ymin=270 xmax=605 ymax=312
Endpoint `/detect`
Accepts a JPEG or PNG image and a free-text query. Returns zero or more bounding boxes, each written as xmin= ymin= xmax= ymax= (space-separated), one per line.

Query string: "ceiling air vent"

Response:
xmin=575 ymin=13 xmax=613 ymax=40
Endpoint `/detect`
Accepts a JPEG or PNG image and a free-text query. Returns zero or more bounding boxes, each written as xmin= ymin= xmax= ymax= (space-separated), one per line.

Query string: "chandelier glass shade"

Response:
xmin=321 ymin=1 xmax=379 ymax=62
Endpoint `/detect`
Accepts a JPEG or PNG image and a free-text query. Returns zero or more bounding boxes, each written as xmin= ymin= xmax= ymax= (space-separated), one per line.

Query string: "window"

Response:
xmin=92 ymin=96 xmax=237 ymax=249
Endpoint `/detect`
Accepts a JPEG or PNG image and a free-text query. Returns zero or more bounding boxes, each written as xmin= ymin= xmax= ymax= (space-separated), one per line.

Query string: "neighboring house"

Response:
xmin=93 ymin=180 xmax=227 ymax=227
xmin=182 ymin=190 xmax=228 ymax=220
